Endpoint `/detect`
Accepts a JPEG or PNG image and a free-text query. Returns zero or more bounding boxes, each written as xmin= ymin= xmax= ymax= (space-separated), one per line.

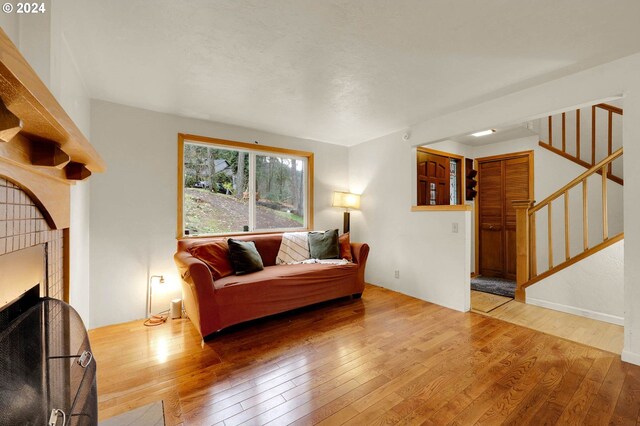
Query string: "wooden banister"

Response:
xmin=514 ymin=200 xmax=534 ymax=302
xmin=530 ymin=148 xmax=622 ymax=214
xmin=597 ymin=103 xmax=623 ymax=115
xmin=540 ymin=103 xmax=622 ymax=185
xmin=514 ymin=147 xmax=623 ymax=301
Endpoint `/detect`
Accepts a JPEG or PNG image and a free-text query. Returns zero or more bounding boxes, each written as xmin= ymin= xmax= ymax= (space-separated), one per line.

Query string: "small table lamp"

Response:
xmin=332 ymin=191 xmax=361 ymax=233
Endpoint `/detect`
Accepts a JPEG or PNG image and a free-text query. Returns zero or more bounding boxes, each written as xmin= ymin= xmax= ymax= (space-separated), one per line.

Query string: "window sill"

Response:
xmin=177 ymin=228 xmax=313 ymax=240
xmin=411 ymin=205 xmax=472 ymax=212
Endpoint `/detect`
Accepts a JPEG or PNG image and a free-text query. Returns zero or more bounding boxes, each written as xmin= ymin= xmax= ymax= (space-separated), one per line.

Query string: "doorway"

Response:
xmin=475 ymin=151 xmax=533 ymax=288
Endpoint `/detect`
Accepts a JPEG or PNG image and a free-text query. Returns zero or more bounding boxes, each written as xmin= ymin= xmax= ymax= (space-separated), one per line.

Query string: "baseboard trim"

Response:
xmin=622 ymin=350 xmax=640 ymax=366
xmin=526 ymin=297 xmax=624 ymax=326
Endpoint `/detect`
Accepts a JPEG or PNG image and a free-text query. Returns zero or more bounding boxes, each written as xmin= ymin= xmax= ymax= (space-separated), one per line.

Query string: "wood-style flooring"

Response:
xmin=89 ymin=284 xmax=640 ymax=425
xmin=470 ymin=290 xmax=623 ymax=354
xmin=470 ymin=290 xmax=512 ymax=313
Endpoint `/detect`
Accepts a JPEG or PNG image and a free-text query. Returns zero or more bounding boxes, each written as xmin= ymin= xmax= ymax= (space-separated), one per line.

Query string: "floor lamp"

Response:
xmin=332 ymin=191 xmax=361 ymax=234
xmin=145 ymin=275 xmax=167 ymax=326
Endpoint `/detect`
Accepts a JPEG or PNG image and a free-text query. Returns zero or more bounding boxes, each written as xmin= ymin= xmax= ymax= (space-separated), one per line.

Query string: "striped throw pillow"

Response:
xmin=276 ymin=232 xmax=310 ymax=264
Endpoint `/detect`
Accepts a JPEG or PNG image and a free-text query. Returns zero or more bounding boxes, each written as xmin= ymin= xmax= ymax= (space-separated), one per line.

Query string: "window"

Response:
xmin=178 ymin=134 xmax=313 ymax=237
xmin=416 ymin=147 xmax=464 ymax=206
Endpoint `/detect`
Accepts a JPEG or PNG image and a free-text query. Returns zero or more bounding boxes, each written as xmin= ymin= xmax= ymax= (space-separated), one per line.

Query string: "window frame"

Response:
xmin=416 ymin=147 xmax=465 ymax=206
xmin=177 ymin=133 xmax=314 ymax=239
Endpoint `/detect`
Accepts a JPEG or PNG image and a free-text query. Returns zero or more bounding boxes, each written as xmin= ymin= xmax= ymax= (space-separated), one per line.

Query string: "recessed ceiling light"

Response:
xmin=472 ymin=129 xmax=496 ymax=137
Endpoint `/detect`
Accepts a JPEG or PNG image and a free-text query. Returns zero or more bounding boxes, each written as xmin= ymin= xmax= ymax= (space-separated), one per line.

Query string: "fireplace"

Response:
xmin=0 ymin=285 xmax=98 ymax=425
xmin=0 ymin=181 xmax=97 ymax=425
xmin=0 ymin=29 xmax=105 ymax=426
xmin=0 ymin=177 xmax=64 ymax=301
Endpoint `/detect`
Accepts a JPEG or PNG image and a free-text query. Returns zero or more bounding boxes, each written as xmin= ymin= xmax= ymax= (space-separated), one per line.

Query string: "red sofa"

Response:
xmin=174 ymin=233 xmax=370 ymax=338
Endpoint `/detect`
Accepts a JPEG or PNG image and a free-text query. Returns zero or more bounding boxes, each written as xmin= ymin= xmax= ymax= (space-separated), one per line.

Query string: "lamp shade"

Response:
xmin=332 ymin=191 xmax=361 ymax=209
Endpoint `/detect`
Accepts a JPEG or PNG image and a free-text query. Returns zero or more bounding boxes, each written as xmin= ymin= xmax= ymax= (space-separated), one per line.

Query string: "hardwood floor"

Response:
xmin=470 ymin=290 xmax=512 ymax=313
xmin=89 ymin=284 xmax=640 ymax=425
xmin=485 ymin=299 xmax=624 ymax=355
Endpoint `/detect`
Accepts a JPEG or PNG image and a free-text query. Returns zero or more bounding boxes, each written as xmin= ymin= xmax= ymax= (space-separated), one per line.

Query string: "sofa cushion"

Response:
xmin=214 ymin=262 xmax=358 ymax=290
xmin=188 ymin=241 xmax=234 ymax=280
xmin=339 ymin=233 xmax=353 ymax=261
xmin=276 ymin=232 xmax=310 ymax=264
xmin=228 ymin=239 xmax=264 ymax=275
xmin=308 ymin=229 xmax=339 ymax=259
xmin=212 ymin=263 xmax=360 ymax=330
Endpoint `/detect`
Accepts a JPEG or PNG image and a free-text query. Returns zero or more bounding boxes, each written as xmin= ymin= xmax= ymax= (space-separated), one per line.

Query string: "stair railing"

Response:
xmin=541 ymin=103 xmax=623 ymax=185
xmin=513 ymin=147 xmax=624 ymax=301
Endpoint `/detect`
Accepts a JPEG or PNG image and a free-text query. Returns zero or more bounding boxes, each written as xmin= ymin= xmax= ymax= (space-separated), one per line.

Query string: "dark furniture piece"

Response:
xmin=0 ymin=287 xmax=97 ymax=425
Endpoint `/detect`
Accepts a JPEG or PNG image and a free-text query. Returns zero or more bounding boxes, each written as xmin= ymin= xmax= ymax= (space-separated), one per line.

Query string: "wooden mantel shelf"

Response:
xmin=0 ymin=29 xmax=106 ymax=229
xmin=0 ymin=29 xmax=105 ymax=173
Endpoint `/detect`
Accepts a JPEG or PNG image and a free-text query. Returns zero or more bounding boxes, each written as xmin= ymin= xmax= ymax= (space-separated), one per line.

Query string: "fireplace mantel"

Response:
xmin=0 ymin=29 xmax=105 ymax=229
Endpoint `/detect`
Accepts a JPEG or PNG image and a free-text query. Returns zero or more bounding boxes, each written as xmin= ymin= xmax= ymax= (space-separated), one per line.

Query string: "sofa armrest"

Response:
xmin=350 ymin=242 xmax=370 ymax=290
xmin=350 ymin=242 xmax=369 ymax=266
xmin=174 ymin=251 xmax=220 ymax=337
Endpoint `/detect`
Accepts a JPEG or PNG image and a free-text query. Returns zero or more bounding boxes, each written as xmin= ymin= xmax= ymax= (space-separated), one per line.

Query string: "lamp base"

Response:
xmin=343 ymin=211 xmax=350 ymax=234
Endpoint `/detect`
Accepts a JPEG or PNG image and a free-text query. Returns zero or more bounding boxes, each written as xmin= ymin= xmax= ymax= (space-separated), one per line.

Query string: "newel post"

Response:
xmin=513 ymin=200 xmax=534 ymax=302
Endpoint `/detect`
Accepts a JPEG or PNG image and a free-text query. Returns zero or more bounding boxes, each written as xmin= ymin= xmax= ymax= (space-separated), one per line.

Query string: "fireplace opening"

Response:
xmin=0 ymin=244 xmax=97 ymax=425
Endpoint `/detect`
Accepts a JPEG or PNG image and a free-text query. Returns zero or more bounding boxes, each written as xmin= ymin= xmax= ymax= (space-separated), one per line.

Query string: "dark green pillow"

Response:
xmin=227 ymin=238 xmax=264 ymax=275
xmin=308 ymin=229 xmax=339 ymax=259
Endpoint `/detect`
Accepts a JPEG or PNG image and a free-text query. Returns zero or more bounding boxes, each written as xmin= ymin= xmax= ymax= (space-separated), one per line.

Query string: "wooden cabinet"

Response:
xmin=477 ymin=152 xmax=532 ymax=280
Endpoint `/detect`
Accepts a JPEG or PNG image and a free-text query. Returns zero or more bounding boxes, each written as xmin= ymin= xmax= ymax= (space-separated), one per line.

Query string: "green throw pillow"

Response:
xmin=308 ymin=229 xmax=340 ymax=259
xmin=228 ymin=238 xmax=264 ymax=275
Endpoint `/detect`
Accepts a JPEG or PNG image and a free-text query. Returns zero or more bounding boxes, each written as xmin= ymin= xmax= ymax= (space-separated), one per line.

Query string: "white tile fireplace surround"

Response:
xmin=0 ymin=177 xmax=64 ymax=300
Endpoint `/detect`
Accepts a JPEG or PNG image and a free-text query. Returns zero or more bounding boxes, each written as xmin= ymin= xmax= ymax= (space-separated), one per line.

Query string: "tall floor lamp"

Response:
xmin=332 ymin=191 xmax=361 ymax=234
xmin=145 ymin=275 xmax=167 ymax=326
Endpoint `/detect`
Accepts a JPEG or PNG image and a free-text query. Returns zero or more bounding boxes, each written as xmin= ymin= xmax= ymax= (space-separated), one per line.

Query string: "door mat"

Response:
xmin=471 ymin=276 xmax=516 ymax=298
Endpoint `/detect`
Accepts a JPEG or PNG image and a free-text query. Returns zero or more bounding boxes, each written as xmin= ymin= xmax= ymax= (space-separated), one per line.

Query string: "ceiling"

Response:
xmin=62 ymin=0 xmax=640 ymax=146
xmin=450 ymin=125 xmax=538 ymax=146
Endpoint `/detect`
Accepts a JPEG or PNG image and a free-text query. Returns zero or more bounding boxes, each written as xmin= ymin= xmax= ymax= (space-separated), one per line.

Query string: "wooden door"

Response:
xmin=418 ymin=154 xmax=450 ymax=205
xmin=478 ymin=153 xmax=532 ymax=280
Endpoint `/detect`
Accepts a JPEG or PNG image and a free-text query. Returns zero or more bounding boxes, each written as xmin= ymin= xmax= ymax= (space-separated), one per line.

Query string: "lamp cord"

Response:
xmin=143 ymin=309 xmax=169 ymax=327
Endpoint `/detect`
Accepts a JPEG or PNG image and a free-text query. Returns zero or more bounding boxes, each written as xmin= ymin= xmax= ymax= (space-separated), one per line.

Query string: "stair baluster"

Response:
xmin=513 ymin=148 xmax=623 ymax=302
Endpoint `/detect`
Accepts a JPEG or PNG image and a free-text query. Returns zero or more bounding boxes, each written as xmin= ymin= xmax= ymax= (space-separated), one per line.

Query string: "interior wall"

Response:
xmin=50 ymin=0 xmax=93 ymax=325
xmin=17 ymin=1 xmax=51 ymax=88
xmin=89 ymin=100 xmax=349 ymax=328
xmin=527 ymin=240 xmax=624 ymax=324
xmin=348 ymin=130 xmax=471 ymax=313
xmin=0 ymin=14 xmax=19 ymax=45
xmin=402 ymin=52 xmax=640 ymax=364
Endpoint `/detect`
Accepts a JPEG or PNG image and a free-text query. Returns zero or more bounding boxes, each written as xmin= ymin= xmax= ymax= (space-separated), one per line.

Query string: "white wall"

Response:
xmin=527 ymin=241 xmax=624 ymax=324
xmin=0 ymin=15 xmax=19 ymax=45
xmin=348 ymin=130 xmax=470 ymax=313
xmin=18 ymin=1 xmax=51 ymax=88
xmin=50 ymin=2 xmax=93 ymax=324
xmin=399 ymin=52 xmax=640 ymax=364
xmin=89 ymin=100 xmax=349 ymax=328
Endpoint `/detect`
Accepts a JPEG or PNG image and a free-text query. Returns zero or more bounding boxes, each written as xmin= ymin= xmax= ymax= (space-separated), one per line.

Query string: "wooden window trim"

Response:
xmin=177 ymin=133 xmax=314 ymax=239
xmin=416 ymin=147 xmax=465 ymax=206
xmin=417 ymin=147 xmax=465 ymax=161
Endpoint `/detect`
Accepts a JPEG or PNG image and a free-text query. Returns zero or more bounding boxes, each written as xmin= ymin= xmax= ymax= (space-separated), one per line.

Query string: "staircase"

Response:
xmin=538 ymin=103 xmax=623 ymax=184
xmin=513 ymin=103 xmax=624 ymax=302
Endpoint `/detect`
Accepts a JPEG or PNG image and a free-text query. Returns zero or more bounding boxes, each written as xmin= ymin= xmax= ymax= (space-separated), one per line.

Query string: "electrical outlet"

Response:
xmin=452 ymin=222 xmax=459 ymax=233
xmin=394 ymin=270 xmax=400 ymax=279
